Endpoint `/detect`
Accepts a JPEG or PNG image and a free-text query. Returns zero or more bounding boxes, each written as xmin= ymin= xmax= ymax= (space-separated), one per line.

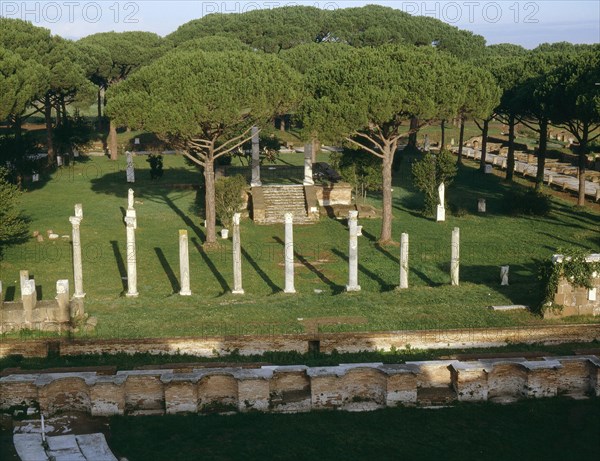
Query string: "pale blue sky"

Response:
xmin=1 ymin=1 xmax=598 ymax=48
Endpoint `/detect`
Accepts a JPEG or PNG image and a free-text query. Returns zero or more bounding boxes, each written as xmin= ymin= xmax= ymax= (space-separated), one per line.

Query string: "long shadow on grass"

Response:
xmin=190 ymin=237 xmax=229 ymax=294
xmin=331 ymin=248 xmax=395 ymax=292
xmin=272 ymin=236 xmax=341 ymax=292
xmin=163 ymin=196 xmax=205 ymax=241
xmin=154 ymin=248 xmax=180 ymax=294
xmin=241 ymin=246 xmax=280 ymax=293
xmin=361 ymin=229 xmax=399 ymax=265
xmin=110 ymin=241 xmax=127 ymax=292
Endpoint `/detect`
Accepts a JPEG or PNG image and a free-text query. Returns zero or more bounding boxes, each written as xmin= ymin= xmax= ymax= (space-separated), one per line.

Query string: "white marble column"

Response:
xmin=303 ymin=143 xmax=314 ymax=186
xmin=69 ymin=213 xmax=85 ymax=298
xmin=179 ymin=230 xmax=191 ymax=296
xmin=346 ymin=210 xmax=361 ymax=292
xmin=284 ymin=213 xmax=296 ymax=294
xmin=232 ymin=213 xmax=244 ymax=294
xmin=125 ymin=212 xmax=138 ymax=297
xmin=251 ymin=126 xmax=262 ymax=187
xmin=127 ymin=189 xmax=137 ymax=228
xmin=451 ymin=227 xmax=460 ymax=286
xmin=436 ymin=183 xmax=446 ymax=222
xmin=399 ymin=233 xmax=409 ymax=289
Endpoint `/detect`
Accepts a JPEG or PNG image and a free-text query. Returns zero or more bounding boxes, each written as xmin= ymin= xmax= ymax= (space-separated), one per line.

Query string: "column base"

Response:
xmin=126 ymin=292 xmax=139 ymax=297
xmin=73 ymin=293 xmax=86 ymax=299
xmin=179 ymin=290 xmax=192 ymax=296
xmin=251 ymin=180 xmax=262 ymax=187
xmin=346 ymin=285 xmax=361 ymax=292
xmin=232 ymin=289 xmax=245 ymax=295
xmin=284 ymin=289 xmax=296 ymax=294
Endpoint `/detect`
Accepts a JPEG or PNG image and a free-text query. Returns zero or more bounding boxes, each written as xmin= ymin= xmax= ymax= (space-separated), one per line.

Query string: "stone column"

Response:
xmin=399 ymin=233 xmax=409 ymax=289
xmin=22 ymin=279 xmax=36 ymax=324
xmin=75 ymin=203 xmax=83 ymax=218
xmin=19 ymin=270 xmax=29 ymax=300
xmin=251 ymin=126 xmax=262 ymax=187
xmin=303 ymin=143 xmax=314 ymax=186
xmin=125 ymin=213 xmax=138 ymax=297
xmin=346 ymin=210 xmax=361 ymax=292
xmin=284 ymin=213 xmax=296 ymax=294
xmin=232 ymin=213 xmax=244 ymax=294
xmin=69 ymin=215 xmax=85 ymax=298
xmin=436 ymin=183 xmax=446 ymax=222
xmin=179 ymin=230 xmax=191 ymax=296
xmin=451 ymin=227 xmax=460 ymax=286
xmin=478 ymin=198 xmax=486 ymax=213
xmin=0 ymin=281 xmax=3 ymax=308
xmin=500 ymin=266 xmax=509 ymax=286
xmin=126 ymin=151 xmax=135 ymax=183
xmin=128 ymin=188 xmax=134 ymax=209
xmin=56 ymin=280 xmax=70 ymax=323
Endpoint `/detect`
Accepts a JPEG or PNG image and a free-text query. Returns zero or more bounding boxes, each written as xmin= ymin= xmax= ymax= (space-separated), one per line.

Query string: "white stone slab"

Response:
xmin=13 ymin=433 xmax=48 ymax=461
xmin=489 ymin=305 xmax=528 ymax=311
xmin=76 ymin=433 xmax=118 ymax=461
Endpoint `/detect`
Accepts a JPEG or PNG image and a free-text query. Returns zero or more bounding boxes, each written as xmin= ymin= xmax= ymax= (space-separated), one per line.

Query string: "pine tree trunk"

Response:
xmin=535 ymin=119 xmax=548 ymax=190
xmin=280 ymin=116 xmax=286 ymax=132
xmin=578 ymin=127 xmax=589 ymax=207
xmin=457 ymin=116 xmax=465 ymax=166
xmin=55 ymin=101 xmax=62 ymax=127
xmin=408 ymin=117 xmax=418 ymax=148
xmin=479 ymin=119 xmax=489 ymax=173
xmin=204 ymin=158 xmax=217 ymax=244
xmin=108 ymin=119 xmax=118 ymax=160
xmin=379 ymin=151 xmax=394 ymax=244
xmin=440 ymin=120 xmax=445 ymax=151
xmin=97 ymin=87 xmax=103 ymax=130
xmin=45 ymin=96 xmax=55 ymax=166
xmin=506 ymin=114 xmax=516 ymax=181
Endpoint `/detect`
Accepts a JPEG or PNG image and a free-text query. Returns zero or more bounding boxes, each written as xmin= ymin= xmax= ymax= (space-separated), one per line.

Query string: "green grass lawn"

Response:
xmin=107 ymin=398 xmax=600 ymax=461
xmin=1 ymin=151 xmax=599 ymax=339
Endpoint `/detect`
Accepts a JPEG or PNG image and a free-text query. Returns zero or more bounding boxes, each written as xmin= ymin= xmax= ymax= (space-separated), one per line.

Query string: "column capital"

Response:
xmin=69 ymin=216 xmax=82 ymax=227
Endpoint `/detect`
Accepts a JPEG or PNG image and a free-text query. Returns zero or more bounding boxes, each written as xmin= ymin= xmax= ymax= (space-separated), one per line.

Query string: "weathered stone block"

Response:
xmin=122 ymin=372 xmax=165 ymax=415
xmin=198 ymin=374 xmax=238 ymax=413
xmin=238 ymin=378 xmax=270 ymax=412
xmin=165 ymin=380 xmax=198 ymax=414
xmin=38 ymin=377 xmax=91 ymax=415
xmin=269 ymin=368 xmax=311 ymax=413
xmin=90 ymin=380 xmax=125 ymax=416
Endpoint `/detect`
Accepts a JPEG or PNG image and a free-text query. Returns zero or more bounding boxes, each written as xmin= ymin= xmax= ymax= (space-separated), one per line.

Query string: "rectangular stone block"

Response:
xmin=123 ymin=373 xmax=165 ymax=415
xmin=386 ymin=373 xmax=417 ymax=406
xmin=238 ymin=378 xmax=270 ymax=412
xmin=269 ymin=370 xmax=311 ymax=413
xmin=451 ymin=366 xmax=488 ymax=402
xmin=165 ymin=381 xmax=198 ymax=414
xmin=525 ymin=367 xmax=558 ymax=398
xmin=90 ymin=381 xmax=125 ymax=416
xmin=310 ymin=375 xmax=344 ymax=409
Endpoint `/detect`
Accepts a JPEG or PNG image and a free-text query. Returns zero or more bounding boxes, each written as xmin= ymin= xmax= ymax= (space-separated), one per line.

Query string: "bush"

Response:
xmin=146 ymin=154 xmax=163 ymax=180
xmin=503 ymin=188 xmax=551 ymax=216
xmin=411 ymin=150 xmax=457 ymax=216
xmin=0 ymin=167 xmax=29 ymax=257
xmin=330 ymin=147 xmax=382 ymax=203
xmin=215 ymin=175 xmax=246 ymax=227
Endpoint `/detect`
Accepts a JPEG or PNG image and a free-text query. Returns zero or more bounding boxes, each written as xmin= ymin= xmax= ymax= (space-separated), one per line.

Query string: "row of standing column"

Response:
xmin=68 ymin=195 xmax=462 ymax=298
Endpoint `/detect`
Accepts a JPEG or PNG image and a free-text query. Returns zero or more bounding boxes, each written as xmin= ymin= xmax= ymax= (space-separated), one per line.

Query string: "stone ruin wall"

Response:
xmin=1 ymin=356 xmax=599 ymax=417
xmin=0 ymin=275 xmax=87 ymax=334
xmin=546 ymin=254 xmax=600 ymax=319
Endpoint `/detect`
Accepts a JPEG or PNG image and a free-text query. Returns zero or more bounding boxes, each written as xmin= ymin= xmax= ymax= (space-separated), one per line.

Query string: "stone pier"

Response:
xmin=346 ymin=210 xmax=361 ymax=292
xmin=179 ymin=230 xmax=191 ymax=296
xmin=22 ymin=279 xmax=36 ymax=323
xmin=56 ymin=280 xmax=70 ymax=323
xmin=303 ymin=143 xmax=314 ymax=186
xmin=19 ymin=270 xmax=29 ymax=300
xmin=232 ymin=213 xmax=244 ymax=294
xmin=125 ymin=212 xmax=138 ymax=297
xmin=451 ymin=227 xmax=460 ymax=286
xmin=284 ymin=213 xmax=296 ymax=294
xmin=399 ymin=233 xmax=409 ymax=289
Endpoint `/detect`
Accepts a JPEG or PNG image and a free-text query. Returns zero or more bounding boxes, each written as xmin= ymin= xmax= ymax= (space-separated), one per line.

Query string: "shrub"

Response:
xmin=146 ymin=154 xmax=163 ymax=180
xmin=330 ymin=147 xmax=382 ymax=203
xmin=503 ymin=188 xmax=550 ymax=216
xmin=215 ymin=175 xmax=246 ymax=227
xmin=411 ymin=150 xmax=457 ymax=216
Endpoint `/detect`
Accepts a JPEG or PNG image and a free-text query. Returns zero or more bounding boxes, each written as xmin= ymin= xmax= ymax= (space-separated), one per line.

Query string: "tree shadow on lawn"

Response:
xmin=190 ymin=237 xmax=229 ymax=294
xmin=272 ymin=236 xmax=342 ymax=293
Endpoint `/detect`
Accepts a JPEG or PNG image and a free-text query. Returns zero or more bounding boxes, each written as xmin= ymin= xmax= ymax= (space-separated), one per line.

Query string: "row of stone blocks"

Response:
xmin=1 ymin=356 xmax=599 ymax=417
